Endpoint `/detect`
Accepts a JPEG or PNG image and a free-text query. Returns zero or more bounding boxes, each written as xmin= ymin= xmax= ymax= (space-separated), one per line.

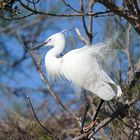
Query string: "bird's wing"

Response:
xmin=88 ymin=39 xmax=115 ymax=61
xmin=86 ymin=38 xmax=119 ymax=78
xmin=62 ymin=51 xmax=122 ymax=100
xmin=88 ymin=31 xmax=120 ymax=60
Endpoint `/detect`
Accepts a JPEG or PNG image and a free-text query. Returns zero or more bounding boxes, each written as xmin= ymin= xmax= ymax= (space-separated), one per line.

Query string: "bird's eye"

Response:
xmin=49 ymin=38 xmax=51 ymax=41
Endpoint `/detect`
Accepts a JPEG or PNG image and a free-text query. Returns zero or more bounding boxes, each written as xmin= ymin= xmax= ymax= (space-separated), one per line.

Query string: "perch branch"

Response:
xmin=73 ymin=98 xmax=137 ymax=140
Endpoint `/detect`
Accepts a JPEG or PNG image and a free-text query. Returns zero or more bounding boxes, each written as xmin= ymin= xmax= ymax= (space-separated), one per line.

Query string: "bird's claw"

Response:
xmin=76 ymin=120 xmax=97 ymax=136
xmin=83 ymin=120 xmax=97 ymax=133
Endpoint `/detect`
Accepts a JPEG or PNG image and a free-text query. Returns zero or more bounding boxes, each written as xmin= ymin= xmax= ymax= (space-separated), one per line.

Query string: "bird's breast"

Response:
xmin=45 ymin=54 xmax=62 ymax=79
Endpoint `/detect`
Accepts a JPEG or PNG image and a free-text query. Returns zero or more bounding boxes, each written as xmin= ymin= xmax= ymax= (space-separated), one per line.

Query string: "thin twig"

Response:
xmin=94 ymin=0 xmax=140 ymax=35
xmin=88 ymin=0 xmax=95 ymax=43
xmin=80 ymin=0 xmax=90 ymax=44
xmin=17 ymin=0 xmax=112 ymax=17
xmin=107 ymin=102 xmax=133 ymax=129
xmin=32 ymin=0 xmax=37 ymax=11
xmin=16 ymin=123 xmax=26 ymax=140
xmin=26 ymin=96 xmax=60 ymax=140
xmin=0 ymin=12 xmax=34 ymax=20
xmin=62 ymin=0 xmax=81 ymax=13
xmin=125 ymin=24 xmax=134 ymax=74
xmin=75 ymin=28 xmax=88 ymax=44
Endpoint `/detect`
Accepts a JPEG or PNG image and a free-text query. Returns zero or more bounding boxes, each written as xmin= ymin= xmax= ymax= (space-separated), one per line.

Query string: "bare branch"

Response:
xmin=125 ymin=24 xmax=134 ymax=75
xmin=95 ymin=0 xmax=140 ymax=35
xmin=88 ymin=0 xmax=95 ymax=43
xmin=0 ymin=12 xmax=34 ymax=20
xmin=62 ymin=0 xmax=81 ymax=13
xmin=26 ymin=96 xmax=59 ymax=140
xmin=80 ymin=0 xmax=91 ymax=44
xmin=75 ymin=28 xmax=89 ymax=44
xmin=89 ymin=100 xmax=136 ymax=137
xmin=17 ymin=0 xmax=111 ymax=17
xmin=73 ymin=99 xmax=137 ymax=140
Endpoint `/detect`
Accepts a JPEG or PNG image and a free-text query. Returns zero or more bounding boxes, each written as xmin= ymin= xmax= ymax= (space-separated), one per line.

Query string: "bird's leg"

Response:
xmin=83 ymin=99 xmax=104 ymax=132
xmin=81 ymin=95 xmax=89 ymax=133
xmin=93 ymin=99 xmax=104 ymax=122
xmin=80 ymin=91 xmax=90 ymax=133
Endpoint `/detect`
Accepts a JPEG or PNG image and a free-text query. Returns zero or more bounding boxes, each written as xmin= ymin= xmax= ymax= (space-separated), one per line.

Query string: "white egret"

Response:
xmin=33 ymin=30 xmax=122 ymax=131
xmin=44 ymin=30 xmax=122 ymax=99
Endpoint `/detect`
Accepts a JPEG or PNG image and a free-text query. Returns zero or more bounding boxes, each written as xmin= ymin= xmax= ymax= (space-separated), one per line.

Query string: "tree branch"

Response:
xmin=95 ymin=0 xmax=140 ymax=35
xmin=125 ymin=24 xmax=134 ymax=75
xmin=75 ymin=28 xmax=89 ymax=44
xmin=62 ymin=0 xmax=81 ymax=13
xmin=80 ymin=0 xmax=90 ymax=43
xmin=26 ymin=96 xmax=60 ymax=140
xmin=73 ymin=99 xmax=137 ymax=140
xmin=88 ymin=0 xmax=95 ymax=43
xmin=17 ymin=0 xmax=111 ymax=17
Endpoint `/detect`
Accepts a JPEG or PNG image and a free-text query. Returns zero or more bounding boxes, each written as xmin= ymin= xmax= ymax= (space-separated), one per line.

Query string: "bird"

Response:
xmin=33 ymin=30 xmax=122 ymax=132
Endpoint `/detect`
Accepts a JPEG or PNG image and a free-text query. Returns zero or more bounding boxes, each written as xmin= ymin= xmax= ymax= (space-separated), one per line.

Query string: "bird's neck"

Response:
xmin=48 ymin=41 xmax=65 ymax=57
xmin=45 ymin=42 xmax=65 ymax=79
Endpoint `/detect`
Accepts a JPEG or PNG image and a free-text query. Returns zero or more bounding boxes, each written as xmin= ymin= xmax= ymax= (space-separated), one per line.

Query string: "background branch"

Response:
xmin=73 ymin=99 xmax=138 ymax=140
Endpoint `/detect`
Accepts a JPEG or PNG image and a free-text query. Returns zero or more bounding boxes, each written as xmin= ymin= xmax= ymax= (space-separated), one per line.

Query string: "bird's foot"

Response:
xmin=82 ymin=120 xmax=97 ymax=133
xmin=76 ymin=120 xmax=98 ymax=136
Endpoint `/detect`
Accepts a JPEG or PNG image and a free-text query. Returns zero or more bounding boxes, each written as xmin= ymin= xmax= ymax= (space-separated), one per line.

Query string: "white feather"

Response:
xmin=45 ymin=31 xmax=122 ymax=101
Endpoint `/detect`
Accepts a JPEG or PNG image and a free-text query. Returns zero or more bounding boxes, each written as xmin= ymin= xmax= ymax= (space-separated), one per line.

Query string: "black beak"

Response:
xmin=30 ymin=40 xmax=49 ymax=51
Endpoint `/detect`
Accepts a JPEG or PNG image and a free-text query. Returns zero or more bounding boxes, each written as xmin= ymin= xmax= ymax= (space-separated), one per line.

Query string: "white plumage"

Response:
xmin=44 ymin=30 xmax=122 ymax=101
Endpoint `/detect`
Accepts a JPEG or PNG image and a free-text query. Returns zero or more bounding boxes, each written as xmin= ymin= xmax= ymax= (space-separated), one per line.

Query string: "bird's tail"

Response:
xmin=116 ymin=85 xmax=123 ymax=97
xmin=107 ymin=82 xmax=123 ymax=97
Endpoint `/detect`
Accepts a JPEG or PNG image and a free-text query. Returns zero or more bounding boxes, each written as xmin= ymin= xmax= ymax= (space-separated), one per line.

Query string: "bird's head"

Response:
xmin=44 ymin=31 xmax=66 ymax=47
xmin=29 ymin=30 xmax=67 ymax=51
